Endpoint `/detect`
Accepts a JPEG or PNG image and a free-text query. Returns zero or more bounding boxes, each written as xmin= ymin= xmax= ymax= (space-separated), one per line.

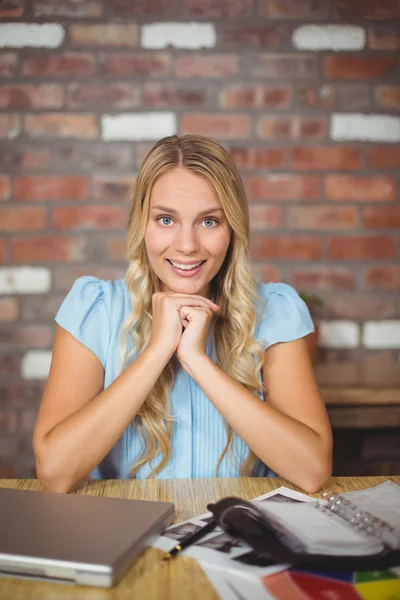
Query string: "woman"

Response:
xmin=33 ymin=134 xmax=332 ymax=494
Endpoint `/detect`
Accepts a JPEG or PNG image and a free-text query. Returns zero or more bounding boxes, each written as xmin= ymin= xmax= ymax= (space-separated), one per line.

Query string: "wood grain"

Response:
xmin=0 ymin=476 xmax=398 ymax=599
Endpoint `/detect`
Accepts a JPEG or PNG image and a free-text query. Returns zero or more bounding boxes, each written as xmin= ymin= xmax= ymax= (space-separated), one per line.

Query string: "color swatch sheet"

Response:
xmin=262 ymin=567 xmax=400 ymax=600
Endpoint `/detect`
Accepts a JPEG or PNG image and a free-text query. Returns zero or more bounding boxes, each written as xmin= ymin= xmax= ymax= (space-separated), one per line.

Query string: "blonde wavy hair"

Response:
xmin=120 ymin=134 xmax=268 ymax=478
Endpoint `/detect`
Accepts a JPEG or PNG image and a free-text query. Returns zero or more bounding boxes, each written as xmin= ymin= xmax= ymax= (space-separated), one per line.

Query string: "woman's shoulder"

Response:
xmin=255 ymin=281 xmax=314 ymax=349
xmin=54 ymin=275 xmax=130 ymax=367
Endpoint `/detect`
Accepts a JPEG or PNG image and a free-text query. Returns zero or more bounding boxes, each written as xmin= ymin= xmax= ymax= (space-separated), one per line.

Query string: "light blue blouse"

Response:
xmin=55 ymin=277 xmax=314 ymax=480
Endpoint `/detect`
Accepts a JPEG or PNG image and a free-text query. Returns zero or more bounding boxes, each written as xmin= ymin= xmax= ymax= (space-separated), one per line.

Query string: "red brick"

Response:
xmin=251 ymin=235 xmax=321 ymax=260
xmin=290 ymin=267 xmax=355 ymax=291
xmin=368 ymin=28 xmax=400 ymax=50
xmin=375 ymin=86 xmax=400 ymax=110
xmin=0 ymin=298 xmax=18 ymax=321
xmin=0 ymin=147 xmax=51 ymax=171
xmin=292 ymin=145 xmax=362 ymax=171
xmin=364 ymin=266 xmax=400 ymax=291
xmin=175 ymin=55 xmax=238 ymax=78
xmin=227 ymin=146 xmax=286 ymax=169
xmin=244 ymin=174 xmax=320 ymax=201
xmin=0 ymin=207 xmax=46 ymax=231
xmin=247 ymin=53 xmax=318 ymax=79
xmin=322 ymin=294 xmax=397 ymax=320
xmin=0 ymin=84 xmax=64 ymax=109
xmin=67 ymin=82 xmax=141 ymax=109
xmin=0 ymin=0 xmax=23 ymax=17
xmin=287 ymin=206 xmax=358 ymax=230
xmin=52 ymin=206 xmax=127 ymax=231
xmin=0 ymin=355 xmax=17 ymax=376
xmin=221 ymin=84 xmax=292 ymax=109
xmin=363 ymin=207 xmax=400 ymax=229
xmin=53 ymin=266 xmax=125 ymax=292
xmin=0 ymin=411 xmax=17 ymax=433
xmin=21 ymin=52 xmax=96 ymax=78
xmin=102 ymin=53 xmax=170 ymax=77
xmin=367 ymin=146 xmax=400 ymax=170
xmin=91 ymin=175 xmax=133 ymax=202
xmin=107 ymin=0 xmax=176 ymax=14
xmin=0 ymin=175 xmax=10 ymax=201
xmin=258 ymin=115 xmax=328 ymax=139
xmin=181 ymin=113 xmax=250 ymax=139
xmin=249 ymin=205 xmax=283 ymax=229
xmin=334 ymin=0 xmax=400 ymax=20
xmin=0 ymin=240 xmax=7 ymax=263
xmin=0 ymin=52 xmax=18 ymax=77
xmin=260 ymin=0 xmax=329 ymax=19
xmin=326 ymin=236 xmax=397 ymax=260
xmin=34 ymin=0 xmax=102 ymax=17
xmin=335 ymin=83 xmax=371 ymax=110
xmin=136 ymin=142 xmax=157 ymax=166
xmin=0 ymin=325 xmax=52 ymax=349
xmin=297 ymin=83 xmax=335 ymax=109
xmin=14 ymin=176 xmax=88 ymax=201
xmin=144 ymin=83 xmax=209 ymax=108
xmin=253 ymin=264 xmax=280 ymax=283
xmin=20 ymin=295 xmax=64 ymax=321
xmin=27 ymin=143 xmax=133 ymax=172
xmin=69 ymin=24 xmax=139 ymax=47
xmin=326 ymin=176 xmax=396 ymax=202
xmin=12 ymin=236 xmax=87 ymax=263
xmin=107 ymin=237 xmax=126 ymax=261
xmin=187 ymin=0 xmax=252 ymax=17
xmin=24 ymin=113 xmax=98 ymax=139
xmin=0 ymin=114 xmax=21 ymax=140
xmin=324 ymin=56 xmax=397 ymax=79
xmin=218 ymin=24 xmax=289 ymax=48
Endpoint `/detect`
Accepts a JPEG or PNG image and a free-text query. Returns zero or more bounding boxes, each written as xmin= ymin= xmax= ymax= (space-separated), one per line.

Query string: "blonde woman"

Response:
xmin=33 ymin=134 xmax=332 ymax=494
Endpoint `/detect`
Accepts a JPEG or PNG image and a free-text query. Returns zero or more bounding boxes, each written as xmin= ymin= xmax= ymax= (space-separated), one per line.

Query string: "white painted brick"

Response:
xmin=141 ymin=22 xmax=216 ymax=49
xmin=331 ymin=114 xmax=400 ymax=142
xmin=363 ymin=321 xmax=400 ymax=349
xmin=319 ymin=320 xmax=360 ymax=349
xmin=0 ymin=23 xmax=65 ymax=48
xmin=21 ymin=351 xmax=52 ymax=380
xmin=0 ymin=267 xmax=51 ymax=294
xmin=102 ymin=112 xmax=176 ymax=141
xmin=292 ymin=25 xmax=365 ymax=51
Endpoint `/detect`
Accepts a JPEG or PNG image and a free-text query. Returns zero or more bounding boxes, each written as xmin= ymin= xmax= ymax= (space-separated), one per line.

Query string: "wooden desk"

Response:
xmin=0 ymin=476 xmax=398 ymax=599
xmin=316 ymin=362 xmax=400 ymax=428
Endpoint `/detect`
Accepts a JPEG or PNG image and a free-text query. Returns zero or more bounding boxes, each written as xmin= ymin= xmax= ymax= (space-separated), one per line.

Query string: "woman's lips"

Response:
xmin=166 ymin=260 xmax=206 ymax=277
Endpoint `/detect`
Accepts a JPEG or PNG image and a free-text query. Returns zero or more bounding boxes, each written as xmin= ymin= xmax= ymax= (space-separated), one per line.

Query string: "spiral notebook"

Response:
xmin=257 ymin=480 xmax=400 ymax=558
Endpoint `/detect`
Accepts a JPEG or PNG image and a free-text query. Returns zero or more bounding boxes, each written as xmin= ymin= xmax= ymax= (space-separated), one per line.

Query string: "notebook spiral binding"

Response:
xmin=315 ymin=492 xmax=397 ymax=550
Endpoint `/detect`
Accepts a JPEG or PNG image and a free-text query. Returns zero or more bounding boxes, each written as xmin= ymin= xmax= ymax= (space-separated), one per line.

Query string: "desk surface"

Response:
xmin=0 ymin=476 xmax=399 ymax=599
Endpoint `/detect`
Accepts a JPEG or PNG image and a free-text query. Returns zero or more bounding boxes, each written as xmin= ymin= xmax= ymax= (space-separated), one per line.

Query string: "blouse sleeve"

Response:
xmin=54 ymin=276 xmax=111 ymax=368
xmin=255 ymin=282 xmax=314 ymax=350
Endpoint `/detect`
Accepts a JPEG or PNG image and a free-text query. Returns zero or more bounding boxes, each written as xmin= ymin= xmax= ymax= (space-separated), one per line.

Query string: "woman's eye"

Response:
xmin=157 ymin=216 xmax=219 ymax=227
xmin=203 ymin=218 xmax=218 ymax=227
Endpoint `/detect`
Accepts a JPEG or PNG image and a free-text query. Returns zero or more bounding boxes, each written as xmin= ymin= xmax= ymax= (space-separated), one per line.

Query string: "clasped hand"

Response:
xmin=150 ymin=292 xmax=220 ymax=370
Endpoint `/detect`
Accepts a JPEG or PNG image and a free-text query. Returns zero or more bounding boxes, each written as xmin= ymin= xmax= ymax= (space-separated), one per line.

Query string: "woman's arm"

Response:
xmin=183 ymin=337 xmax=332 ymax=493
xmin=33 ymin=325 xmax=173 ymax=493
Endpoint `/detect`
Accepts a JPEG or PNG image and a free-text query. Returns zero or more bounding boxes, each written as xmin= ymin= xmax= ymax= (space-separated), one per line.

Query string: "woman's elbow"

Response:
xmin=301 ymin=456 xmax=332 ymax=495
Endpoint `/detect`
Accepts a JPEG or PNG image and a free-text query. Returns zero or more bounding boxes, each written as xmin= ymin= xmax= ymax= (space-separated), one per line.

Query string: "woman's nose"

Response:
xmin=174 ymin=226 xmax=201 ymax=253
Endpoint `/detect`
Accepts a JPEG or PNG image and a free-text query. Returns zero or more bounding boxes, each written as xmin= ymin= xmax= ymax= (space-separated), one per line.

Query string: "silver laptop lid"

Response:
xmin=0 ymin=487 xmax=174 ymax=587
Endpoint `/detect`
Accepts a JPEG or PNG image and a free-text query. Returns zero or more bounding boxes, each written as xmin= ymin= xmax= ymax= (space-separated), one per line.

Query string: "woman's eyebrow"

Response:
xmin=151 ymin=205 xmax=224 ymax=217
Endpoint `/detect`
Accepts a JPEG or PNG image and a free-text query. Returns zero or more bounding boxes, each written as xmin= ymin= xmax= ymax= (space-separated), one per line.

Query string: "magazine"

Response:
xmin=151 ymin=486 xmax=313 ymax=580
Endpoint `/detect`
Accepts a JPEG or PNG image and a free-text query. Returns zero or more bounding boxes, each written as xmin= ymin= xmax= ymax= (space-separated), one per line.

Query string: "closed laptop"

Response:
xmin=0 ymin=487 xmax=174 ymax=587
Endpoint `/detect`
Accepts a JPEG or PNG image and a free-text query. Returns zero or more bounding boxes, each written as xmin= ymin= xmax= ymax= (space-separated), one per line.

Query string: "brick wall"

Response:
xmin=0 ymin=0 xmax=399 ymax=477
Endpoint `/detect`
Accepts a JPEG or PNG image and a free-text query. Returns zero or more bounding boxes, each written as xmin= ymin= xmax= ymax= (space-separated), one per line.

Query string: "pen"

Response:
xmin=163 ymin=519 xmax=217 ymax=560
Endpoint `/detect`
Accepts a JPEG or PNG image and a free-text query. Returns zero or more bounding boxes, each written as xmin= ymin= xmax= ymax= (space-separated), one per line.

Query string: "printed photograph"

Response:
xmin=196 ymin=532 xmax=247 ymax=554
xmin=233 ymin=550 xmax=277 ymax=567
xmin=258 ymin=494 xmax=304 ymax=504
xmin=163 ymin=522 xmax=202 ymax=542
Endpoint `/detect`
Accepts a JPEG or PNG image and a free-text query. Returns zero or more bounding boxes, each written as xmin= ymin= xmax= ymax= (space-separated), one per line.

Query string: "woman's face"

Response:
xmin=144 ymin=166 xmax=232 ymax=298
